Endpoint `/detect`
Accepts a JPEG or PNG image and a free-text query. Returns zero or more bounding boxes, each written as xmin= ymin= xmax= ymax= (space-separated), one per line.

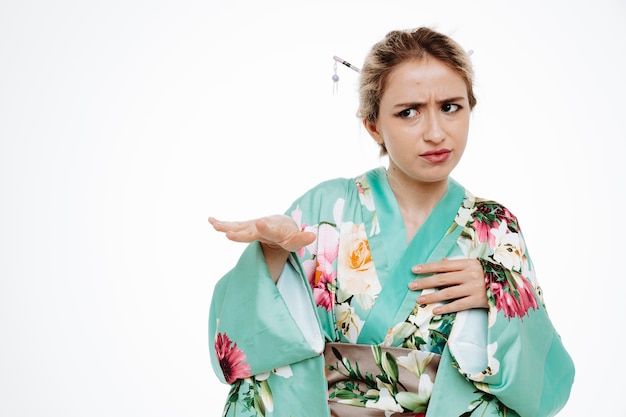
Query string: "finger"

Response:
xmin=432 ymin=288 xmax=489 ymax=314
xmin=210 ymin=218 xmax=254 ymax=234
xmin=412 ymin=258 xmax=471 ymax=274
xmin=416 ymin=283 xmax=488 ymax=311
xmin=410 ymin=267 xmax=484 ymax=290
xmin=208 ymin=216 xmax=221 ymax=229
xmin=409 ymin=270 xmax=462 ymax=290
xmin=224 ymin=228 xmax=261 ymax=243
xmin=431 ymin=298 xmax=475 ymax=315
xmin=419 ymin=281 xmax=473 ymax=301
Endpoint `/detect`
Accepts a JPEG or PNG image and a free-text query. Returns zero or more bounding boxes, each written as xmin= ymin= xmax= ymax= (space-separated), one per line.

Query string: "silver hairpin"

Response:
xmin=332 ymin=56 xmax=360 ymax=95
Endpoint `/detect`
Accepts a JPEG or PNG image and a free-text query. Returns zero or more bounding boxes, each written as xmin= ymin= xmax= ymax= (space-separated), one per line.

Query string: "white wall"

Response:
xmin=1 ymin=0 xmax=623 ymax=415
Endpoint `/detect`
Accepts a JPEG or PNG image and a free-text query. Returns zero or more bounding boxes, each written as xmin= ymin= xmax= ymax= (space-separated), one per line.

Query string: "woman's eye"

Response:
xmin=442 ymin=103 xmax=461 ymax=113
xmin=399 ymin=108 xmax=418 ymax=118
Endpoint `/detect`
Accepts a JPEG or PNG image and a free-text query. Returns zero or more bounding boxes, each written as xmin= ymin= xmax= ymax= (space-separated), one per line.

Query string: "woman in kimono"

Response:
xmin=208 ymin=27 xmax=575 ymax=417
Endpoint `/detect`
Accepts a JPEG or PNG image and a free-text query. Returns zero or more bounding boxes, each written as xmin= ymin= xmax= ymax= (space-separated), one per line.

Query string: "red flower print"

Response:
xmin=482 ymin=260 xmax=538 ymax=320
xmin=473 ymin=217 xmax=497 ymax=248
xmin=215 ymin=332 xmax=251 ymax=384
xmin=473 ymin=202 xmax=520 ymax=247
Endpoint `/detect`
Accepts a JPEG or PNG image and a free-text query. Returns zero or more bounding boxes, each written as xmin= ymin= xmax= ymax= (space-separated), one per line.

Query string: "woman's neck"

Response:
xmin=385 ymin=167 xmax=449 ymax=242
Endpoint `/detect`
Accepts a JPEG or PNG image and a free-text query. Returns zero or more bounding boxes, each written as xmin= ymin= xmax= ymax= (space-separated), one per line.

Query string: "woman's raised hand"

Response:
xmin=209 ymin=215 xmax=317 ymax=281
xmin=208 ymin=215 xmax=316 ymax=253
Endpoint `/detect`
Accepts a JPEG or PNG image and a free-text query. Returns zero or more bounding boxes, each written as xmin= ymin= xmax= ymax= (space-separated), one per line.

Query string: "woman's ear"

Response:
xmin=363 ymin=118 xmax=383 ymax=145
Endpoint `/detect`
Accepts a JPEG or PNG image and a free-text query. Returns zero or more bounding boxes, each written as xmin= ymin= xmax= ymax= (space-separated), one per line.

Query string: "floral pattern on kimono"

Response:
xmin=208 ymin=167 xmax=575 ymax=417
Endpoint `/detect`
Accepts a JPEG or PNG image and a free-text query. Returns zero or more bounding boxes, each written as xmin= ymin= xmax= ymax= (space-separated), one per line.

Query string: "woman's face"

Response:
xmin=364 ymin=58 xmax=470 ymax=186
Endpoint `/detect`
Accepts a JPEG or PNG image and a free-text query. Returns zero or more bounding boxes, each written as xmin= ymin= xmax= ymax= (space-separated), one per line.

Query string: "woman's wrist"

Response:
xmin=261 ymin=242 xmax=291 ymax=283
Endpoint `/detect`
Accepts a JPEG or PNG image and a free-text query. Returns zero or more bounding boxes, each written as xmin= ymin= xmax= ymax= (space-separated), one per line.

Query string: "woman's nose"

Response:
xmin=423 ymin=110 xmax=445 ymax=143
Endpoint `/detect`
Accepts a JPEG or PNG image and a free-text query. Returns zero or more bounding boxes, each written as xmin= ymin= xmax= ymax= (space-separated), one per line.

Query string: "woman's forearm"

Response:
xmin=261 ymin=243 xmax=291 ymax=283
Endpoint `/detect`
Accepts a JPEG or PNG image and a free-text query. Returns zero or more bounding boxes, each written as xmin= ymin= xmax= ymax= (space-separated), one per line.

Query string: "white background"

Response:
xmin=1 ymin=0 xmax=624 ymax=415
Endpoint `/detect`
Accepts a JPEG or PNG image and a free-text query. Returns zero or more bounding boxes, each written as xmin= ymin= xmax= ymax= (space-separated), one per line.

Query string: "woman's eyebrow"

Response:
xmin=393 ymin=101 xmax=425 ymax=109
xmin=393 ymin=96 xmax=467 ymax=109
xmin=437 ymin=96 xmax=466 ymax=104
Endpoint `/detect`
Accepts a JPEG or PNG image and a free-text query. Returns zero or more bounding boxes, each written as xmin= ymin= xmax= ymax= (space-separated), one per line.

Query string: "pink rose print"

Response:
xmin=215 ymin=332 xmax=251 ymax=384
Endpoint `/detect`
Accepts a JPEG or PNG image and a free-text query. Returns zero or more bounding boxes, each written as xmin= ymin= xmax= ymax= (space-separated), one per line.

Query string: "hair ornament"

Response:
xmin=333 ymin=56 xmax=361 ymax=73
xmin=332 ymin=55 xmax=360 ymax=94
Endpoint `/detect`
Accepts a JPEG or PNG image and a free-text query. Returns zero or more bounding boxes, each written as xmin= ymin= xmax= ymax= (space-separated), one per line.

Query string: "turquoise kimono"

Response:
xmin=209 ymin=167 xmax=575 ymax=417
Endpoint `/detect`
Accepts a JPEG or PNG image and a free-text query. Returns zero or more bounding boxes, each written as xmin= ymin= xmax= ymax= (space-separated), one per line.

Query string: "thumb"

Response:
xmin=256 ymin=218 xmax=316 ymax=252
xmin=280 ymin=230 xmax=317 ymax=252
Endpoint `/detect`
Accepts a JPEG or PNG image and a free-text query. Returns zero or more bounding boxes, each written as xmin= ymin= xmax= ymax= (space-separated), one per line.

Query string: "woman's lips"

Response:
xmin=420 ymin=149 xmax=451 ymax=163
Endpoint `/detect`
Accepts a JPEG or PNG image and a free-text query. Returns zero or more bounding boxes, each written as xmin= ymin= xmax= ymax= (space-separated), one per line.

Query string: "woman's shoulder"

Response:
xmin=464 ymin=191 xmax=523 ymax=232
xmin=296 ymin=168 xmax=382 ymax=200
xmin=456 ymin=182 xmax=514 ymax=213
xmin=452 ymin=180 xmax=522 ymax=226
xmin=290 ymin=178 xmax=353 ymax=209
xmin=284 ymin=169 xmax=383 ymax=219
xmin=473 ymin=195 xmax=516 ymax=213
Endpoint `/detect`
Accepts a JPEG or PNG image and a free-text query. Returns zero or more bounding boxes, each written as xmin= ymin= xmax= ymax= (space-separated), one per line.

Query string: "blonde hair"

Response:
xmin=358 ymin=27 xmax=477 ymax=128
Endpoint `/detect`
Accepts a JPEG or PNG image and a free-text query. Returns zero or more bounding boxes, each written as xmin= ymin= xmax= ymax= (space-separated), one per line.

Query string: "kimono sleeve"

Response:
xmin=208 ymin=177 xmax=352 ymax=385
xmin=448 ymin=209 xmax=575 ymax=417
xmin=208 ymin=242 xmax=323 ymax=385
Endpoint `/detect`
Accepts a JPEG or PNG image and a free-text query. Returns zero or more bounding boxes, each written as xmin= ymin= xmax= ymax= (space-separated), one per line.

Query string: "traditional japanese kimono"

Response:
xmin=209 ymin=167 xmax=575 ymax=417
